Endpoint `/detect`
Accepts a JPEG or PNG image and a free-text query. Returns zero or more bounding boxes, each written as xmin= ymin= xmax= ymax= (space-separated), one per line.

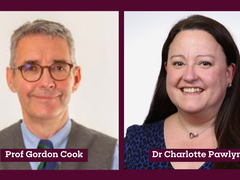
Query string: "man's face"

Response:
xmin=7 ymin=35 xmax=81 ymax=121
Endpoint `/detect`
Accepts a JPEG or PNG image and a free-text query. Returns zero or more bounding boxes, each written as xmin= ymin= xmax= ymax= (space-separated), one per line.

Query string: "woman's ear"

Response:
xmin=164 ymin=62 xmax=168 ymax=72
xmin=226 ymin=63 xmax=236 ymax=85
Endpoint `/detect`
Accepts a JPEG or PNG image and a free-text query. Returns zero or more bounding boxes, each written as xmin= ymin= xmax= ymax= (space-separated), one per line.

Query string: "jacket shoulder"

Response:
xmin=0 ymin=121 xmax=22 ymax=148
xmin=69 ymin=120 xmax=117 ymax=148
xmin=64 ymin=120 xmax=117 ymax=170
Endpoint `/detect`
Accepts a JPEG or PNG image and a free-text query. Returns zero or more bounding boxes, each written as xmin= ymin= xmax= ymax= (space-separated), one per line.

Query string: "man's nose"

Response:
xmin=38 ymin=68 xmax=56 ymax=89
xmin=182 ymin=65 xmax=198 ymax=82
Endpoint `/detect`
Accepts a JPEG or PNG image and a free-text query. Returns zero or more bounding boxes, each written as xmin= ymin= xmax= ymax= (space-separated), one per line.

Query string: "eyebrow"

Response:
xmin=24 ymin=60 xmax=39 ymax=64
xmin=169 ymin=54 xmax=215 ymax=60
xmin=53 ymin=59 xmax=68 ymax=63
xmin=23 ymin=59 xmax=68 ymax=64
xmin=169 ymin=54 xmax=185 ymax=60
xmin=195 ymin=54 xmax=215 ymax=59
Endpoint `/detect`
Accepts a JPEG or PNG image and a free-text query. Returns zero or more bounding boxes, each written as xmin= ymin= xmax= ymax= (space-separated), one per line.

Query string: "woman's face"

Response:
xmin=165 ymin=30 xmax=235 ymax=118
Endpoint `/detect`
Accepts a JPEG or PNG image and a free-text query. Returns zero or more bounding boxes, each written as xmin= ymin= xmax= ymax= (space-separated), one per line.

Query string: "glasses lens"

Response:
xmin=50 ymin=63 xmax=71 ymax=80
xmin=21 ymin=63 xmax=41 ymax=81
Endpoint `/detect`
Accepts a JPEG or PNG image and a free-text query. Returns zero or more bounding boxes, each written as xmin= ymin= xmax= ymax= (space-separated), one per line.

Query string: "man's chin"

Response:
xmin=28 ymin=111 xmax=63 ymax=121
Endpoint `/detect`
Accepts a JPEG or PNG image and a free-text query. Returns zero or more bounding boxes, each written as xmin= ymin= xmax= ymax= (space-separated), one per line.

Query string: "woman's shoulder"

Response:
xmin=125 ymin=120 xmax=165 ymax=140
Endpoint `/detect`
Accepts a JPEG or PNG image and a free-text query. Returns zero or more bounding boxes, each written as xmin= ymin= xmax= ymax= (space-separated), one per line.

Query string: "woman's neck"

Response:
xmin=177 ymin=110 xmax=216 ymax=129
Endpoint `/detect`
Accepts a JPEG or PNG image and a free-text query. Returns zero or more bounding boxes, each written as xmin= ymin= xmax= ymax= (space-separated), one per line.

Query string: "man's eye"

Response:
xmin=23 ymin=64 xmax=37 ymax=71
xmin=53 ymin=65 xmax=65 ymax=71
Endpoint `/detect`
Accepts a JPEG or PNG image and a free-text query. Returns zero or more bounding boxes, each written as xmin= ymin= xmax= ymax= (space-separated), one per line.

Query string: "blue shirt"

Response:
xmin=21 ymin=119 xmax=118 ymax=170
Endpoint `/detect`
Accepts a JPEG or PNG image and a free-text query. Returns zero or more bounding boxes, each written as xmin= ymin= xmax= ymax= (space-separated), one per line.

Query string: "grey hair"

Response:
xmin=10 ymin=19 xmax=76 ymax=67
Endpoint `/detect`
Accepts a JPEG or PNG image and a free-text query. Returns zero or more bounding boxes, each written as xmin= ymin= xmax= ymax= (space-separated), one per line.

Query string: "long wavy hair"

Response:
xmin=143 ymin=15 xmax=240 ymax=169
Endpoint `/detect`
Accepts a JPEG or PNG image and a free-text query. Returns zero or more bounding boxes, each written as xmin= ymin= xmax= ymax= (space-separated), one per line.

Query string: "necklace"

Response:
xmin=178 ymin=116 xmax=214 ymax=139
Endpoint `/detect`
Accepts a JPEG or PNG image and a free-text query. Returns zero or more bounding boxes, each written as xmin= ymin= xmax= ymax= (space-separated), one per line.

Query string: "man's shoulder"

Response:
xmin=70 ymin=120 xmax=117 ymax=145
xmin=62 ymin=120 xmax=118 ymax=170
xmin=0 ymin=121 xmax=22 ymax=147
xmin=0 ymin=121 xmax=21 ymax=137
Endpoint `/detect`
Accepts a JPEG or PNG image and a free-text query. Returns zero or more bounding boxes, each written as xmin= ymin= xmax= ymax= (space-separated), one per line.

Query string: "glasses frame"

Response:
xmin=12 ymin=62 xmax=74 ymax=82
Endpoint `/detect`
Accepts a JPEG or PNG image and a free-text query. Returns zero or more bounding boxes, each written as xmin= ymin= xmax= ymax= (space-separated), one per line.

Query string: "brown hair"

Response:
xmin=144 ymin=15 xmax=240 ymax=169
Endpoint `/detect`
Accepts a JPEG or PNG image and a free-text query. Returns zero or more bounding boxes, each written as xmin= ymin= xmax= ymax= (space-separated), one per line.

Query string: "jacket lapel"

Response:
xmin=59 ymin=120 xmax=90 ymax=170
xmin=2 ymin=121 xmax=32 ymax=170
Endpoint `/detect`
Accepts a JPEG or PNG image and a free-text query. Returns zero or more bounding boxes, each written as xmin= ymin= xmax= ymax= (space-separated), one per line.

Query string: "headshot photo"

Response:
xmin=124 ymin=11 xmax=240 ymax=169
xmin=0 ymin=11 xmax=118 ymax=170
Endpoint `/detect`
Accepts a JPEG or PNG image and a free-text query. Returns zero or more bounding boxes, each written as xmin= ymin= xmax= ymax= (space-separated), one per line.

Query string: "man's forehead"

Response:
xmin=14 ymin=35 xmax=71 ymax=65
xmin=16 ymin=34 xmax=69 ymax=50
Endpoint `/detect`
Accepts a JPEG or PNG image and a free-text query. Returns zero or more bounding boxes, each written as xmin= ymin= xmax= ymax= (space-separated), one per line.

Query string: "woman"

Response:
xmin=124 ymin=14 xmax=240 ymax=169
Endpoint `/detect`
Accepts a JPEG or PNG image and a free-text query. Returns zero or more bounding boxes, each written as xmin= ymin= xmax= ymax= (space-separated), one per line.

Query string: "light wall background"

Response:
xmin=0 ymin=11 xmax=118 ymax=139
xmin=124 ymin=11 xmax=240 ymax=135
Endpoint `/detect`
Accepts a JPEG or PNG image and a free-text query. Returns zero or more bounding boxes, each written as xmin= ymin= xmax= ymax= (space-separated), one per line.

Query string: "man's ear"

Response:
xmin=6 ymin=67 xmax=17 ymax=93
xmin=72 ymin=66 xmax=81 ymax=93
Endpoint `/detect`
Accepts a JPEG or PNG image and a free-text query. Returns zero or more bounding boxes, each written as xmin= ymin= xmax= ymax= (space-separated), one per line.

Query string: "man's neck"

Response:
xmin=22 ymin=112 xmax=69 ymax=139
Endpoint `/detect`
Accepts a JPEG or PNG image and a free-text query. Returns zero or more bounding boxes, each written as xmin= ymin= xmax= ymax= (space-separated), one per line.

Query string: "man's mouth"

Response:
xmin=31 ymin=94 xmax=61 ymax=100
xmin=34 ymin=96 xmax=58 ymax=99
xmin=181 ymin=88 xmax=203 ymax=94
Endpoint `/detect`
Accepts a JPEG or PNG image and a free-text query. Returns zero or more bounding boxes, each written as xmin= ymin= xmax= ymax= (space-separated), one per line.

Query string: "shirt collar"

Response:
xmin=21 ymin=119 xmax=72 ymax=149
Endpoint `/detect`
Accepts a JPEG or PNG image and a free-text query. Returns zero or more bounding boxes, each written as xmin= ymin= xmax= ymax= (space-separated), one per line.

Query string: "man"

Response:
xmin=0 ymin=19 xmax=118 ymax=170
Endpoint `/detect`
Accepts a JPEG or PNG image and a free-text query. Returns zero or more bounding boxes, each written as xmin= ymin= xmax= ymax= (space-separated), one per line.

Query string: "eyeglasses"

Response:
xmin=12 ymin=62 xmax=74 ymax=82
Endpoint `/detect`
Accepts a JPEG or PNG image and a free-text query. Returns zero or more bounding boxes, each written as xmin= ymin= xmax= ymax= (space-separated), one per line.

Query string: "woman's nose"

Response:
xmin=182 ymin=65 xmax=198 ymax=82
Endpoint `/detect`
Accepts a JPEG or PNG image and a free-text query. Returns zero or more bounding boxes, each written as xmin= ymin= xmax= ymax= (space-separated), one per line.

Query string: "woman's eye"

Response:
xmin=173 ymin=62 xmax=184 ymax=66
xmin=200 ymin=61 xmax=212 ymax=66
